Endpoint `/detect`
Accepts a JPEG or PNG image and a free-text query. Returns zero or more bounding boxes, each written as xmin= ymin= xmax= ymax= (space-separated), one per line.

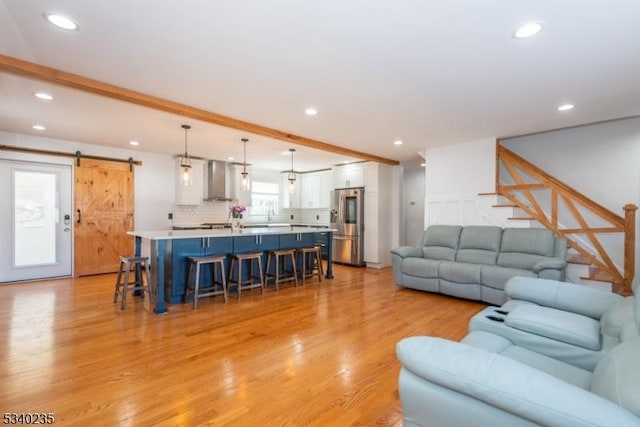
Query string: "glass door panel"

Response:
xmin=14 ymin=171 xmax=57 ymax=267
xmin=0 ymin=159 xmax=72 ymax=283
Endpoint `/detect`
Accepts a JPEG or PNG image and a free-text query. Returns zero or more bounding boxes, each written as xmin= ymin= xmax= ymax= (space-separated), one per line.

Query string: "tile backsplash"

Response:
xmin=171 ymin=201 xmax=329 ymax=228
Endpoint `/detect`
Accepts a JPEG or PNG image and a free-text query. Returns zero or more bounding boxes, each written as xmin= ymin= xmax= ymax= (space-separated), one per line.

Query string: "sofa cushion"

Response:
xmin=439 ymin=261 xmax=481 ymax=284
xmin=455 ymin=226 xmax=503 ymax=265
xmin=421 ymin=225 xmax=462 ymax=261
xmin=403 ymin=257 xmax=441 ymax=278
xmin=497 ymin=253 xmax=552 ymax=271
xmin=481 ymin=265 xmax=536 ymax=290
xmin=462 ymin=331 xmax=592 ymax=389
xmin=590 ymin=337 xmax=640 ymax=417
xmin=500 ymin=228 xmax=555 ymax=257
xmin=505 ymin=305 xmax=601 ymax=351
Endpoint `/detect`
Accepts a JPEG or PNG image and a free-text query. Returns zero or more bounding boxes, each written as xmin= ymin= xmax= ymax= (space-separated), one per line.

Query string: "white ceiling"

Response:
xmin=1 ymin=0 xmax=639 ymax=171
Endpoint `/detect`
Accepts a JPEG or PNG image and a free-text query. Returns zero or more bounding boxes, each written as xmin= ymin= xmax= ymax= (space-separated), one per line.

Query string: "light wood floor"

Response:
xmin=0 ymin=264 xmax=486 ymax=426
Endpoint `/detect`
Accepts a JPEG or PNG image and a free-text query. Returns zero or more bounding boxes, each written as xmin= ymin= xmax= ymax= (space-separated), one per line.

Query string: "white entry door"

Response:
xmin=0 ymin=159 xmax=73 ymax=282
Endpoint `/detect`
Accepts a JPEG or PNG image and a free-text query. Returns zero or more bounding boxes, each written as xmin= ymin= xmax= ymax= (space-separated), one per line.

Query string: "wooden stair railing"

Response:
xmin=496 ymin=144 xmax=637 ymax=295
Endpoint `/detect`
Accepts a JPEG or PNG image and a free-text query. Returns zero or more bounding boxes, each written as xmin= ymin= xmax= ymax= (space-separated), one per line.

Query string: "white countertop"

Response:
xmin=128 ymin=226 xmax=335 ymax=240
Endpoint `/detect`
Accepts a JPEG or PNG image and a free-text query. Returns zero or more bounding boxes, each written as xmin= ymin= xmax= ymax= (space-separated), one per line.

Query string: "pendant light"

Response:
xmin=241 ymin=138 xmax=250 ymax=191
xmin=287 ymin=148 xmax=296 ymax=193
xmin=180 ymin=124 xmax=192 ymax=186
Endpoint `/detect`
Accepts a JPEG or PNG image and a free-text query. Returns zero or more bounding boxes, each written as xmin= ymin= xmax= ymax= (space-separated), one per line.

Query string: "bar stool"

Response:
xmin=297 ymin=246 xmax=324 ymax=285
xmin=184 ymin=255 xmax=228 ymax=308
xmin=227 ymin=252 xmax=264 ymax=299
xmin=113 ymin=255 xmax=153 ymax=310
xmin=265 ymin=249 xmax=298 ymax=290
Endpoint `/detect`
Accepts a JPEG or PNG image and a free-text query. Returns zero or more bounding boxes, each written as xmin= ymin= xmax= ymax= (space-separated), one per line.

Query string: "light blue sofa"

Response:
xmin=396 ymin=277 xmax=640 ymax=426
xmin=391 ymin=225 xmax=567 ymax=305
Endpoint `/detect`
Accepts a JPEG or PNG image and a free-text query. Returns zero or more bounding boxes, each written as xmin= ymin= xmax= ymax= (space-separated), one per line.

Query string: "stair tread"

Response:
xmin=477 ymin=192 xmax=498 ymax=196
xmin=567 ymin=254 xmax=591 ymax=265
xmin=507 ymin=217 xmax=535 ymax=220
xmin=492 ymin=204 xmax=517 ymax=208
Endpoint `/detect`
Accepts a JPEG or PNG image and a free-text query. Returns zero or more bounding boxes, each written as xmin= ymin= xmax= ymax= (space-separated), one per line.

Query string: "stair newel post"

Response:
xmin=623 ymin=204 xmax=638 ymax=295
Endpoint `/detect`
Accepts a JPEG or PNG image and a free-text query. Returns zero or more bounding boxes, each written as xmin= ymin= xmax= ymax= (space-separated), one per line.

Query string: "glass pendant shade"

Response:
xmin=181 ymin=158 xmax=192 ymax=186
xmin=180 ymin=124 xmax=192 ymax=187
xmin=288 ymin=148 xmax=296 ymax=193
xmin=241 ymin=138 xmax=250 ymax=191
xmin=241 ymin=171 xmax=250 ymax=191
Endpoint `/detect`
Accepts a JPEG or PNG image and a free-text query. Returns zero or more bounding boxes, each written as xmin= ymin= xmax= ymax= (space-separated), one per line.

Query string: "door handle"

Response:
xmin=76 ymin=209 xmax=81 ymax=224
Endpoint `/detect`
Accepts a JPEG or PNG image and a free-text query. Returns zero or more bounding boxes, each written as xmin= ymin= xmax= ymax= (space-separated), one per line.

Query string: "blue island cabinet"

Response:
xmin=278 ymin=232 xmax=317 ymax=272
xmin=168 ymin=236 xmax=232 ymax=304
xmin=279 ymin=232 xmax=316 ymax=249
xmin=231 ymin=234 xmax=279 ymax=282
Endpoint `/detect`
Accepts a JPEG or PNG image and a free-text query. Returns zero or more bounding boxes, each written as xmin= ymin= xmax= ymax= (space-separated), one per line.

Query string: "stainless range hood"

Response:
xmin=204 ymin=160 xmax=233 ymax=201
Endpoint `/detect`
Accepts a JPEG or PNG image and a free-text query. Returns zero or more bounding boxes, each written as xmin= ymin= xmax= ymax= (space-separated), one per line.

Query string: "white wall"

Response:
xmin=424 ymin=138 xmax=496 ymax=226
xmin=0 ymin=131 xmax=175 ymax=231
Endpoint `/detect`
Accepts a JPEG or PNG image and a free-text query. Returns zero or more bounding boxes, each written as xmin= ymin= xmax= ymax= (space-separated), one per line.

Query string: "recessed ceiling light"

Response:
xmin=393 ymin=140 xmax=403 ymax=146
xmin=305 ymin=107 xmax=318 ymax=116
xmin=32 ymin=124 xmax=46 ymax=131
xmin=227 ymin=156 xmax=234 ymax=161
xmin=282 ymin=150 xmax=291 ymax=156
xmin=34 ymin=92 xmax=54 ymax=101
xmin=420 ymin=163 xmax=426 ymax=167
xmin=129 ymin=140 xmax=139 ymax=146
xmin=43 ymin=13 xmax=79 ymax=31
xmin=513 ymin=22 xmax=542 ymax=39
xmin=557 ymin=104 xmax=575 ymax=111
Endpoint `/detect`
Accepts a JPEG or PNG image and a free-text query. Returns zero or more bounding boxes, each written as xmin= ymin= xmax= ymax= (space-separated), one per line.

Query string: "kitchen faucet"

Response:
xmin=267 ymin=209 xmax=275 ymax=222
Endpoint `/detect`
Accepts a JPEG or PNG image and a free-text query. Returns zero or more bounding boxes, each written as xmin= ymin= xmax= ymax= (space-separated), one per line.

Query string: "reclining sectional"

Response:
xmin=391 ymin=225 xmax=568 ymax=305
xmin=396 ymin=277 xmax=640 ymax=426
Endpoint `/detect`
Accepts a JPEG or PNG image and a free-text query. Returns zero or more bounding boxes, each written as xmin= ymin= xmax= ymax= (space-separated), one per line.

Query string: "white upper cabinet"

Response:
xmin=333 ymin=163 xmax=364 ymax=189
xmin=175 ymin=158 xmax=204 ymax=205
xmin=299 ymin=170 xmax=332 ymax=209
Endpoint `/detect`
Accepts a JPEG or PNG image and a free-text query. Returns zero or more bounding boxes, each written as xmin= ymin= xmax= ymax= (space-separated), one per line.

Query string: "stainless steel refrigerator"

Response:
xmin=330 ymin=187 xmax=365 ymax=266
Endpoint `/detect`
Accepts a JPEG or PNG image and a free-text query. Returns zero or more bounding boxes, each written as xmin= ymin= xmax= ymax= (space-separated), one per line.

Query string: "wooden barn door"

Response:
xmin=74 ymin=159 xmax=134 ymax=276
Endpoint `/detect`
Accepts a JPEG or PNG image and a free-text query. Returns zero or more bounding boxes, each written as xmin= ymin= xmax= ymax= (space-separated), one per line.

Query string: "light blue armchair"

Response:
xmin=396 ymin=277 xmax=640 ymax=426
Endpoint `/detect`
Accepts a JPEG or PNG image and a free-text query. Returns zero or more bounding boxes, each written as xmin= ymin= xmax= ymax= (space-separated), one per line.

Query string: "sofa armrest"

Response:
xmin=532 ymin=257 xmax=567 ymax=273
xmin=396 ymin=336 xmax=639 ymax=427
xmin=505 ymin=276 xmax=623 ymax=319
xmin=390 ymin=246 xmax=423 ymax=259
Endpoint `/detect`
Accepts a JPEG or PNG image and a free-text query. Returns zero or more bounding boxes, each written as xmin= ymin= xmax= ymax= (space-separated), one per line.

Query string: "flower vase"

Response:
xmin=231 ymin=218 xmax=241 ymax=232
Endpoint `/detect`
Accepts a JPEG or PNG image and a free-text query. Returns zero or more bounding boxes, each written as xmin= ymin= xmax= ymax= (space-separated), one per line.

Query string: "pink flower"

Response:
xmin=229 ymin=205 xmax=246 ymax=218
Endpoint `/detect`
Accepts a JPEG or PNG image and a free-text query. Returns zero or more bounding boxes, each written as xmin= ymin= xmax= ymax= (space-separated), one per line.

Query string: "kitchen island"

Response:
xmin=127 ymin=227 xmax=334 ymax=314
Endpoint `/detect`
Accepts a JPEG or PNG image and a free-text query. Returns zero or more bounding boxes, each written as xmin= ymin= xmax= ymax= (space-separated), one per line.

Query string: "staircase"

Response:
xmin=482 ymin=194 xmax=615 ymax=292
xmin=480 ymin=146 xmax=637 ymax=295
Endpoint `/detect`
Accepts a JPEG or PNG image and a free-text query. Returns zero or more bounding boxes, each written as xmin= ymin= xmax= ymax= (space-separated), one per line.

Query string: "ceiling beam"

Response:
xmin=0 ymin=54 xmax=399 ymax=166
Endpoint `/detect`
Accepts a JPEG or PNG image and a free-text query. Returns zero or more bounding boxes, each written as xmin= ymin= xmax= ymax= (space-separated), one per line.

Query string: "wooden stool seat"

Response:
xmin=265 ymin=249 xmax=298 ymax=290
xmin=113 ymin=255 xmax=153 ymax=310
xmin=184 ymin=255 xmax=228 ymax=308
xmin=228 ymin=252 xmax=264 ymax=299
xmin=297 ymin=246 xmax=324 ymax=285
